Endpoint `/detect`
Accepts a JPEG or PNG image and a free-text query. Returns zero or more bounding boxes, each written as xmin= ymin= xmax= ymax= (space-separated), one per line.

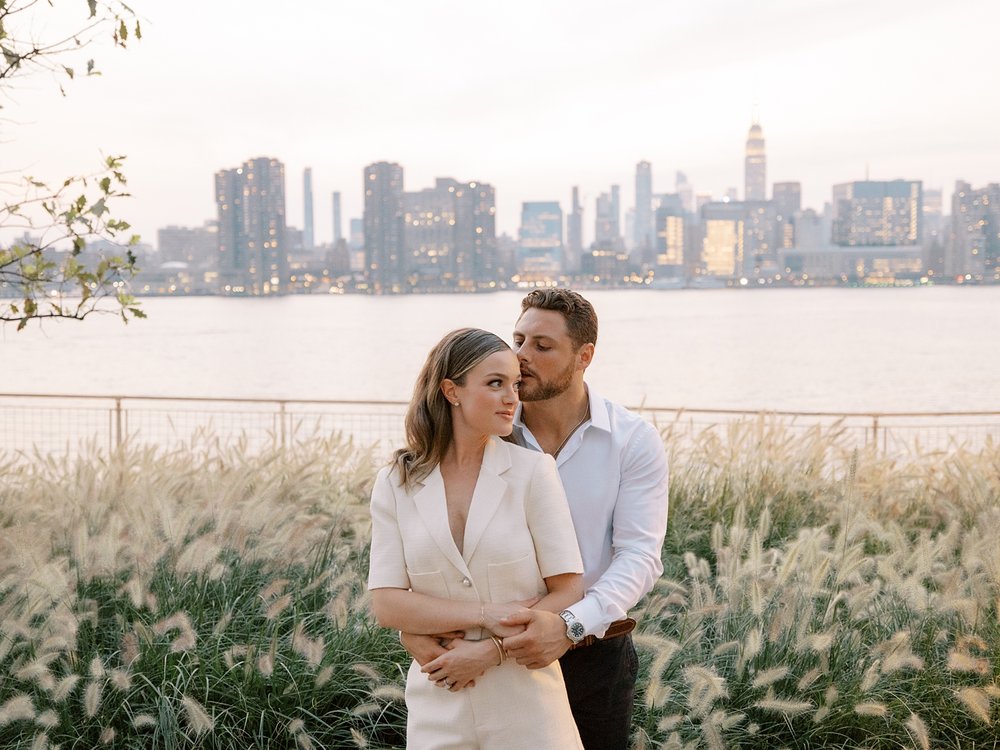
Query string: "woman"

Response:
xmin=368 ymin=328 xmax=584 ymax=749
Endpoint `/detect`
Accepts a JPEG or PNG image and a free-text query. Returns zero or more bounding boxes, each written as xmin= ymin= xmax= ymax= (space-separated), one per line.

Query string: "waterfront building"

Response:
xmin=565 ymin=186 xmax=583 ymax=274
xmin=595 ymin=187 xmax=622 ymax=247
xmin=402 ymin=178 xmax=497 ymax=289
xmin=676 ymin=171 xmax=694 ymax=213
xmin=363 ymin=161 xmax=405 ymax=293
xmin=701 ymin=202 xmax=745 ymax=278
xmin=303 ymin=167 xmax=315 ymax=250
xmin=518 ymin=201 xmax=563 ymax=275
xmin=654 ymin=195 xmax=685 ymax=275
xmin=215 ymin=156 xmax=288 ymax=295
xmin=832 ymin=180 xmax=922 ymax=246
xmin=773 ymin=181 xmax=801 ymax=249
xmin=950 ymin=181 xmax=1000 ymax=280
xmin=332 ymin=191 xmax=343 ymax=244
xmin=634 ymin=161 xmax=654 ymax=254
xmin=745 ymin=121 xmax=766 ymax=202
xmin=157 ymin=222 xmax=218 ymax=267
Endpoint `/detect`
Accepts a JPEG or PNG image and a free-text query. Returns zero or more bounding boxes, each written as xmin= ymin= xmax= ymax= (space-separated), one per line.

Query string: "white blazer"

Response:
xmin=368 ymin=436 xmax=583 ymax=639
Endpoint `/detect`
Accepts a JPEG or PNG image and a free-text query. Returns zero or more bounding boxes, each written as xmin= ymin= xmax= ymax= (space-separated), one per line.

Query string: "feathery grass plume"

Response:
xmin=751 ymin=666 xmax=790 ymax=689
xmin=181 ymin=695 xmax=215 ymax=736
xmin=0 ymin=693 xmax=36 ymax=725
xmin=683 ymin=665 xmax=728 ymax=719
xmin=84 ymin=681 xmax=103 ymax=718
xmin=212 ymin=610 xmax=233 ymax=636
xmin=152 ymin=611 xmax=198 ymax=653
xmin=292 ymin=623 xmax=325 ymax=668
xmin=352 ymin=702 xmax=380 ymax=716
xmin=120 ymin=631 xmax=140 ymax=666
xmin=223 ymin=644 xmax=250 ymax=670
xmin=859 ymin=660 xmax=881 ymax=692
xmin=955 ymin=687 xmax=992 ymax=725
xmin=258 ymin=652 xmax=274 ymax=678
xmin=109 ymin=668 xmax=132 ymax=691
xmin=88 ymin=655 xmax=106 ymax=679
xmin=904 ymin=712 xmax=930 ymax=750
xmin=30 ymin=733 xmax=48 ymax=750
xmin=797 ymin=667 xmax=822 ymax=691
xmin=99 ymin=727 xmax=115 ymax=744
xmin=288 ymin=718 xmax=306 ymax=735
xmin=296 ymin=733 xmax=316 ymax=750
xmin=371 ymin=685 xmax=405 ymax=702
xmin=753 ymin=692 xmax=813 ymax=718
xmin=315 ymin=665 xmax=334 ymax=687
xmin=51 ymin=674 xmax=80 ymax=703
xmin=813 ymin=706 xmax=830 ymax=723
xmin=132 ymin=713 xmax=157 ymax=729
xmin=947 ymin=650 xmax=991 ymax=674
xmin=658 ymin=715 xmax=683 ymax=732
xmin=352 ymin=663 xmax=381 ymax=682
xmin=701 ymin=719 xmax=725 ymax=750
xmin=266 ymin=593 xmax=294 ymax=621
xmin=854 ymin=702 xmax=889 ymax=717
xmin=260 ymin=578 xmax=291 ymax=600
xmin=351 ymin=727 xmax=369 ymax=748
xmin=35 ymin=709 xmax=59 ymax=729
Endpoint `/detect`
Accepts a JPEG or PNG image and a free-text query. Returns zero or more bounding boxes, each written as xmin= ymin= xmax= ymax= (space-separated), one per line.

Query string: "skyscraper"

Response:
xmin=363 ymin=161 xmax=405 ymax=292
xmin=634 ymin=161 xmax=653 ymax=253
xmin=303 ymin=167 xmax=314 ymax=250
xmin=745 ymin=120 xmax=766 ymax=201
xmin=595 ymin=187 xmax=622 ymax=247
xmin=772 ymin=182 xmax=801 ymax=249
xmin=519 ymin=202 xmax=563 ymax=274
xmin=565 ymin=186 xmax=583 ymax=273
xmin=701 ymin=202 xmax=745 ymax=278
xmin=215 ymin=156 xmax=288 ymax=295
xmin=832 ymin=180 xmax=922 ymax=246
xmin=951 ymin=181 xmax=1000 ymax=279
xmin=332 ymin=191 xmax=343 ymax=243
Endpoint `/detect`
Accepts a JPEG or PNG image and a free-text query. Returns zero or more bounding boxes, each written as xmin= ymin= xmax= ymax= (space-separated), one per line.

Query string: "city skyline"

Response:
xmin=4 ymin=0 xmax=999 ymax=248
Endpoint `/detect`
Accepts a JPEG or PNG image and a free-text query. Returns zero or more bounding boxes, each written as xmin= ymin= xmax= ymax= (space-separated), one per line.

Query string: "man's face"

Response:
xmin=512 ymin=307 xmax=585 ymax=402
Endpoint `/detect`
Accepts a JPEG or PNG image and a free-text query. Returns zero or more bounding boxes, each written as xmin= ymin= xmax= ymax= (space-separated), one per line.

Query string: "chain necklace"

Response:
xmin=552 ymin=403 xmax=592 ymax=459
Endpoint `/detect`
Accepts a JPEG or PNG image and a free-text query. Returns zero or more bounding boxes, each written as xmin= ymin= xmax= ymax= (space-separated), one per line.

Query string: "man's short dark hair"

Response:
xmin=520 ymin=288 xmax=598 ymax=349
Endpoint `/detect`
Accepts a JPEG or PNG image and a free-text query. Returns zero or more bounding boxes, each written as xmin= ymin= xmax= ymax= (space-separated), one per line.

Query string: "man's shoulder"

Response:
xmin=594 ymin=392 xmax=657 ymax=436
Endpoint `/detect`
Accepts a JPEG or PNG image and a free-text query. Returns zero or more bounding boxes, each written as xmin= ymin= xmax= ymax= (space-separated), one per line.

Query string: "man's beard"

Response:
xmin=519 ymin=359 xmax=576 ymax=402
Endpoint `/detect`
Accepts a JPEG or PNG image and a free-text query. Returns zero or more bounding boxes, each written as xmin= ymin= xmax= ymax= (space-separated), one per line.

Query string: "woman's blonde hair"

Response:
xmin=393 ymin=328 xmax=510 ymax=488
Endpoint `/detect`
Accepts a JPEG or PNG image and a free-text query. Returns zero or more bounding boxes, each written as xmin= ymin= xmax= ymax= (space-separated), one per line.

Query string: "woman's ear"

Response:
xmin=440 ymin=379 xmax=459 ymax=406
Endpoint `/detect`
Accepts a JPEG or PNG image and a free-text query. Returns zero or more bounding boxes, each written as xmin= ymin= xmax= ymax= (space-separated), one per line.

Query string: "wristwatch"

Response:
xmin=559 ymin=610 xmax=586 ymax=644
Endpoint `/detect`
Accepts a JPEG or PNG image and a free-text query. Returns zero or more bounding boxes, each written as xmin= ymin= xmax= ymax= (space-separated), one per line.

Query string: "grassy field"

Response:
xmin=1 ymin=423 xmax=998 ymax=749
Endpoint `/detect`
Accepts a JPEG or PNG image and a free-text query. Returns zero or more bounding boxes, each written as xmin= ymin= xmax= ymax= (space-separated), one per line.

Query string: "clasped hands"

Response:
xmin=412 ymin=601 xmax=572 ymax=691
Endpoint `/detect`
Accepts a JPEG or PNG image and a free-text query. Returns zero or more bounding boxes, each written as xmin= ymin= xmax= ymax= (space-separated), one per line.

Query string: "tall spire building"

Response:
xmin=745 ymin=119 xmax=767 ymax=201
xmin=634 ymin=161 xmax=653 ymax=254
xmin=303 ymin=167 xmax=314 ymax=249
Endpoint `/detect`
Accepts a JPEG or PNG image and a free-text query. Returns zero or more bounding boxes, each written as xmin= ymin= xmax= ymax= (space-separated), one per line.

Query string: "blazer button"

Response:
xmin=461 ymin=577 xmax=472 ymax=587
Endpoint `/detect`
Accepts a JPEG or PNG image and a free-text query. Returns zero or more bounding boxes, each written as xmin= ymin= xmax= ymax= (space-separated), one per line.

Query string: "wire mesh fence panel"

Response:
xmin=1 ymin=394 xmax=996 ymax=460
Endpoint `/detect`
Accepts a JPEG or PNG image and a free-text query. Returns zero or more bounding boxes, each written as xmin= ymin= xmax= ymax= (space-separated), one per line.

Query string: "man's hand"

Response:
xmin=499 ymin=609 xmax=572 ymax=669
xmin=399 ymin=631 xmax=464 ymax=666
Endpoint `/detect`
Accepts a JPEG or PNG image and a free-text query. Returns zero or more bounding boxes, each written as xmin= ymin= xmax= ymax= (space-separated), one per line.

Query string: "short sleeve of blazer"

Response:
xmin=367 ymin=466 xmax=410 ymax=590
xmin=526 ymin=452 xmax=584 ymax=579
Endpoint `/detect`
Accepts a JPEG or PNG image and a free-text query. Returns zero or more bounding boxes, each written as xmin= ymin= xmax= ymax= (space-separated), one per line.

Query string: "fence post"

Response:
xmin=279 ymin=401 xmax=287 ymax=449
xmin=114 ymin=397 xmax=123 ymax=450
xmin=871 ymin=415 xmax=879 ymax=452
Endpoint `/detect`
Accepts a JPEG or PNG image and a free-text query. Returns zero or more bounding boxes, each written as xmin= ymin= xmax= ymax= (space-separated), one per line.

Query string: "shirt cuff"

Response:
xmin=567 ymin=596 xmax=615 ymax=639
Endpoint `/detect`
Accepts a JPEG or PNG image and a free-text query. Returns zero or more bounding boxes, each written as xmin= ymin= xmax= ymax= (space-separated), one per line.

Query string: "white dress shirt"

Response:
xmin=511 ymin=386 xmax=670 ymax=638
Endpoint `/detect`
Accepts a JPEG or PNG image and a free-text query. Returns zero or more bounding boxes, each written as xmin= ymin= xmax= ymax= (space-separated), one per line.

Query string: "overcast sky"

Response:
xmin=4 ymin=0 xmax=999 ymax=249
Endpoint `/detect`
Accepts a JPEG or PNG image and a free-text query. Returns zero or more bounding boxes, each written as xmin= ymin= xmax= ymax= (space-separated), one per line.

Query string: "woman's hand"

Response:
xmin=420 ymin=638 xmax=499 ymax=691
xmin=481 ymin=598 xmax=539 ymax=637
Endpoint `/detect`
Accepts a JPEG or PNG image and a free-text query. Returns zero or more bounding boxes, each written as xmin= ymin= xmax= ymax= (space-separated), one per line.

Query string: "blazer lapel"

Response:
xmin=413 ymin=466 xmax=471 ymax=576
xmin=462 ymin=438 xmax=512 ymax=563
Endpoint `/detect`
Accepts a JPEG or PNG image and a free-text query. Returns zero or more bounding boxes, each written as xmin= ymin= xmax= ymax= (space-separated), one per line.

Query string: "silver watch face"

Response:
xmin=568 ymin=621 xmax=586 ymax=641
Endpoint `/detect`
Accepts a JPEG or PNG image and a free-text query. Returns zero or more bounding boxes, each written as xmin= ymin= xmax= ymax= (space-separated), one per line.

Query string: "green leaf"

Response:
xmin=87 ymin=58 xmax=96 ymax=75
xmin=99 ymin=177 xmax=111 ymax=194
xmin=88 ymin=0 xmax=98 ymax=18
xmin=63 ymin=65 xmax=75 ymax=80
xmin=118 ymin=20 xmax=128 ymax=43
xmin=135 ymin=20 xmax=142 ymax=40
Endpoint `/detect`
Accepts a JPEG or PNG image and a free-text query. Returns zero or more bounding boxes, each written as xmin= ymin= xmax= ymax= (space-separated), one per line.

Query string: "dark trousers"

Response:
xmin=559 ymin=634 xmax=638 ymax=750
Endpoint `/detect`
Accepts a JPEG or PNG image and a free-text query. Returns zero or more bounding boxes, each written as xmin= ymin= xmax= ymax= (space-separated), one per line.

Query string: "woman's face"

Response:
xmin=449 ymin=350 xmax=520 ymax=437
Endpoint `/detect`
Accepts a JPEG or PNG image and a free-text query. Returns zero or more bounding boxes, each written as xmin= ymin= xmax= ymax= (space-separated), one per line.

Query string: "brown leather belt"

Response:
xmin=569 ymin=617 xmax=636 ymax=650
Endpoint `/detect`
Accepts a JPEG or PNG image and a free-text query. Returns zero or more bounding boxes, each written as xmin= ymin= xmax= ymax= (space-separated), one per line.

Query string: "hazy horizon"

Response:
xmin=4 ymin=0 xmax=999 ymax=248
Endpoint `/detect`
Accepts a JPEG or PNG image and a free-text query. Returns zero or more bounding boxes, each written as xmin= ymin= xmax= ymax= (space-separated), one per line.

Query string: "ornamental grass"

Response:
xmin=1 ymin=422 xmax=998 ymax=748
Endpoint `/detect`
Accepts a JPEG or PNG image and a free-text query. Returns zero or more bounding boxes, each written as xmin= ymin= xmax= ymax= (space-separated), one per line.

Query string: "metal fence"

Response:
xmin=1 ymin=393 xmax=997 ymax=458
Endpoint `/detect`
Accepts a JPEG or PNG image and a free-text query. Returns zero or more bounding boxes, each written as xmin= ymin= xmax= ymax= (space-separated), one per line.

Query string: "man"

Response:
xmin=400 ymin=289 xmax=669 ymax=749
xmin=500 ymin=288 xmax=669 ymax=749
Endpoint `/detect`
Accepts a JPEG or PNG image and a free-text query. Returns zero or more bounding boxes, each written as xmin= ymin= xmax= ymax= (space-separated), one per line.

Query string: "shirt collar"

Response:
xmin=512 ymin=384 xmax=610 ymax=435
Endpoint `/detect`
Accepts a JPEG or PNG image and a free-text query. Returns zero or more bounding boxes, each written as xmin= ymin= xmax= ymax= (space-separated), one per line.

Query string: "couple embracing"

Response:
xmin=368 ymin=288 xmax=670 ymax=749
